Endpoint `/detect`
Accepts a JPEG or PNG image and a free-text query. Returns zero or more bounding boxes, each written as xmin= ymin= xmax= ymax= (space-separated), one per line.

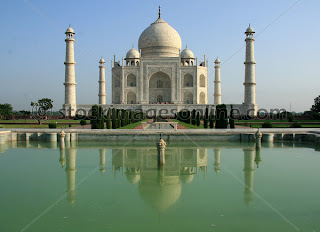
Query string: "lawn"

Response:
xmin=118 ymin=119 xmax=149 ymax=129
xmin=0 ymin=119 xmax=83 ymax=123
xmin=171 ymin=119 xmax=204 ymax=129
xmin=0 ymin=124 xmax=80 ymax=129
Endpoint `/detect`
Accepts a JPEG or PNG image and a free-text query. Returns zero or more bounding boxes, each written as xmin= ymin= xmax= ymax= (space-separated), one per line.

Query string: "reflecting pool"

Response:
xmin=0 ymin=141 xmax=319 ymax=232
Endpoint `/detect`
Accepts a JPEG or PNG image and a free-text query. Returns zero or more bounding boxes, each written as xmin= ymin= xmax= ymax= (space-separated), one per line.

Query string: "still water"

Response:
xmin=0 ymin=141 xmax=319 ymax=232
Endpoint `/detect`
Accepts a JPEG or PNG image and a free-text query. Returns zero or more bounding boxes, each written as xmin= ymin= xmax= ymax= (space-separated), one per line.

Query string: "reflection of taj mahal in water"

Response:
xmin=60 ymin=144 xmax=262 ymax=211
xmin=63 ymin=7 xmax=258 ymax=116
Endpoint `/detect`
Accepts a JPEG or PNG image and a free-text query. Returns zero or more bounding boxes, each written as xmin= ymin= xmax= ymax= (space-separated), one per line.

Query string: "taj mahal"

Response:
xmin=63 ymin=8 xmax=257 ymax=117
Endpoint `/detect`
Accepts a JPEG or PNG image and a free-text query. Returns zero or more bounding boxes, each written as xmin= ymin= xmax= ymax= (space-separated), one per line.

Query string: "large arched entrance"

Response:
xmin=149 ymin=71 xmax=171 ymax=104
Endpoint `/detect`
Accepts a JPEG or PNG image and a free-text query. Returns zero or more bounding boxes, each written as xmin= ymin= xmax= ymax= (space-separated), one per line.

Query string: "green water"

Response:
xmin=0 ymin=141 xmax=319 ymax=232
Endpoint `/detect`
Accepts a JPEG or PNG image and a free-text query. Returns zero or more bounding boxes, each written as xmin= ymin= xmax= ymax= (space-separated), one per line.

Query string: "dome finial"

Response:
xmin=158 ymin=6 xmax=161 ymax=18
xmin=186 ymin=44 xmax=188 ymax=49
xmin=132 ymin=43 xmax=134 ymax=49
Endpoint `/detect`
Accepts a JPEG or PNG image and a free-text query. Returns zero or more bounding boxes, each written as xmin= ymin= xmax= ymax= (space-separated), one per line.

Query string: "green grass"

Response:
xmin=118 ymin=119 xmax=149 ymax=129
xmin=171 ymin=119 xmax=204 ymax=129
xmin=0 ymin=119 xmax=85 ymax=123
xmin=0 ymin=124 xmax=79 ymax=129
xmin=239 ymin=123 xmax=320 ymax=128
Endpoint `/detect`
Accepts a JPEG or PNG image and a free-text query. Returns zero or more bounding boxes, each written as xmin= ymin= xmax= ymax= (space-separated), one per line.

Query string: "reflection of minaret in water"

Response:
xmin=100 ymin=148 xmax=106 ymax=174
xmin=65 ymin=147 xmax=77 ymax=205
xmin=243 ymin=148 xmax=255 ymax=206
xmin=255 ymin=143 xmax=262 ymax=168
xmin=59 ymin=147 xmax=66 ymax=168
xmin=214 ymin=149 xmax=221 ymax=173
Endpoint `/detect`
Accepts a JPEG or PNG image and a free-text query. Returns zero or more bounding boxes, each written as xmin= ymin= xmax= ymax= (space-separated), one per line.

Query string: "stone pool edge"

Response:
xmin=1 ymin=128 xmax=320 ymax=145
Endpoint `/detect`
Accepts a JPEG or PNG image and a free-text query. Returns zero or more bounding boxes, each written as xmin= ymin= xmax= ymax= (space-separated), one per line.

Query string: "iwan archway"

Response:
xmin=149 ymin=71 xmax=171 ymax=104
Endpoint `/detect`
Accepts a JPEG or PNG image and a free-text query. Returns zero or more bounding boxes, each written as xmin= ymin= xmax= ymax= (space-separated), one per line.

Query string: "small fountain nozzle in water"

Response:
xmin=157 ymin=137 xmax=166 ymax=167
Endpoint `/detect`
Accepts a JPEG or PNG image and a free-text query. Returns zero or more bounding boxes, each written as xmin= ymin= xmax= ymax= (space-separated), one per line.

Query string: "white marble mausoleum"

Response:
xmin=62 ymin=8 xmax=257 ymax=117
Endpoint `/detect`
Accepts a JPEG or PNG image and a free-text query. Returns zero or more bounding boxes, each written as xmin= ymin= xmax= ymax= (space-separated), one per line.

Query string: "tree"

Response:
xmin=30 ymin=98 xmax=53 ymax=124
xmin=204 ymin=108 xmax=209 ymax=129
xmin=121 ymin=110 xmax=125 ymax=127
xmin=99 ymin=106 xmax=105 ymax=129
xmin=196 ymin=112 xmax=201 ymax=127
xmin=112 ymin=108 xmax=117 ymax=129
xmin=106 ymin=108 xmax=111 ymax=129
xmin=311 ymin=95 xmax=320 ymax=113
xmin=90 ymin=105 xmax=99 ymax=129
xmin=0 ymin=104 xmax=13 ymax=120
xmin=191 ymin=109 xmax=196 ymax=125
xmin=215 ymin=104 xmax=228 ymax=129
xmin=90 ymin=105 xmax=104 ymax=129
xmin=229 ymin=105 xmax=235 ymax=129
xmin=117 ymin=112 xmax=121 ymax=128
xmin=209 ymin=109 xmax=215 ymax=129
xmin=19 ymin=110 xmax=31 ymax=123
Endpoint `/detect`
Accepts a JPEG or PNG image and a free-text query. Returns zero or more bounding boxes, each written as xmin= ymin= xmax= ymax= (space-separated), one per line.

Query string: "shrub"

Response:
xmin=196 ymin=112 xmax=201 ymax=127
xmin=262 ymin=122 xmax=272 ymax=128
xmin=80 ymin=120 xmax=87 ymax=126
xmin=117 ymin=113 xmax=121 ymax=128
xmin=106 ymin=109 xmax=111 ymax=129
xmin=204 ymin=108 xmax=209 ymax=129
xmin=48 ymin=123 xmax=57 ymax=129
xmin=209 ymin=109 xmax=214 ymax=129
xmin=191 ymin=109 xmax=196 ymax=125
xmin=215 ymin=104 xmax=228 ymax=129
xmin=312 ymin=112 xmax=320 ymax=120
xmin=291 ymin=121 xmax=302 ymax=128
xmin=229 ymin=106 xmax=235 ymax=129
xmin=288 ymin=115 xmax=295 ymax=122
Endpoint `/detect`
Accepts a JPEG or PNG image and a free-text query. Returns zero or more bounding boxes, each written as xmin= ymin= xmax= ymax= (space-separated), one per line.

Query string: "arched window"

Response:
xmin=184 ymin=74 xmax=193 ymax=87
xmin=131 ymin=61 xmax=135 ymax=66
xmin=115 ymin=78 xmax=120 ymax=88
xmin=127 ymin=91 xmax=136 ymax=104
xmin=127 ymin=74 xmax=136 ymax=87
xmin=200 ymin=75 xmax=206 ymax=88
xmin=115 ymin=92 xmax=120 ymax=104
xmin=184 ymin=91 xmax=193 ymax=104
xmin=200 ymin=92 xmax=206 ymax=104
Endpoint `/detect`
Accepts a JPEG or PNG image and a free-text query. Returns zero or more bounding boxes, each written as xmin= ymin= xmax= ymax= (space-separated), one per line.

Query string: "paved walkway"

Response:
xmin=133 ymin=119 xmax=153 ymax=129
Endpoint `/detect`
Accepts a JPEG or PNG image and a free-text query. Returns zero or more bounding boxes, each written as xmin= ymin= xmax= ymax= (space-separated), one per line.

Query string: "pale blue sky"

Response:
xmin=0 ymin=0 xmax=319 ymax=112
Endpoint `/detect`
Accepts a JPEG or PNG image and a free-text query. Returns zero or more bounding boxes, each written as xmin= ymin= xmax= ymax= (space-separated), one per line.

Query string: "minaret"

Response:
xmin=98 ymin=58 xmax=106 ymax=105
xmin=244 ymin=24 xmax=256 ymax=106
xmin=214 ymin=58 xmax=222 ymax=105
xmin=64 ymin=26 xmax=77 ymax=117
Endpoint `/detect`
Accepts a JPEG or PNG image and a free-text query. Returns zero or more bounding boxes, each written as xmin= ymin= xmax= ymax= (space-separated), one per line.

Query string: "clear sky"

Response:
xmin=0 ymin=0 xmax=319 ymax=112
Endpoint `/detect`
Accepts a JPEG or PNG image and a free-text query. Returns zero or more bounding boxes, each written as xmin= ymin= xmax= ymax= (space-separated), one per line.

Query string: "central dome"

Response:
xmin=138 ymin=17 xmax=182 ymax=57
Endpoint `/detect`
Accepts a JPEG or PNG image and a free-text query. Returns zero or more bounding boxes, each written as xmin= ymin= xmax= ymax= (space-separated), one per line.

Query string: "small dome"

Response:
xmin=180 ymin=174 xmax=194 ymax=184
xmin=181 ymin=48 xmax=194 ymax=59
xmin=126 ymin=173 xmax=141 ymax=185
xmin=246 ymin=25 xmax=255 ymax=34
xmin=66 ymin=26 xmax=74 ymax=34
xmin=99 ymin=58 xmax=105 ymax=63
xmin=215 ymin=58 xmax=221 ymax=63
xmin=126 ymin=48 xmax=140 ymax=59
xmin=138 ymin=17 xmax=182 ymax=57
